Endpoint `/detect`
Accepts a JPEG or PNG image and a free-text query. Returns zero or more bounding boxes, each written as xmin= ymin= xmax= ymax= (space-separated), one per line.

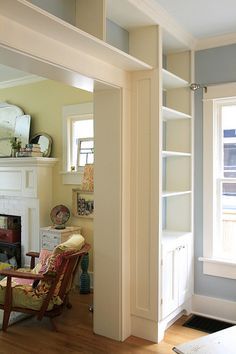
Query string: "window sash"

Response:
xmin=204 ymin=94 xmax=236 ymax=262
xmin=76 ymin=137 xmax=94 ymax=167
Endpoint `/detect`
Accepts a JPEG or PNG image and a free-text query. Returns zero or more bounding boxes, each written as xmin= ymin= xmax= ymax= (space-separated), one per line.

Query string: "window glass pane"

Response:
xmin=222 ymin=105 xmax=236 ymax=178
xmin=78 ymin=139 xmax=94 ymax=167
xmin=80 ymin=140 xmax=94 ymax=149
xmin=73 ymin=120 xmax=93 ymax=139
xmin=79 ymin=154 xmax=87 ymax=166
xmin=221 ymin=182 xmax=236 ymax=259
xmin=87 ymin=154 xmax=94 ymax=164
xmin=71 ymin=119 xmax=94 ymax=169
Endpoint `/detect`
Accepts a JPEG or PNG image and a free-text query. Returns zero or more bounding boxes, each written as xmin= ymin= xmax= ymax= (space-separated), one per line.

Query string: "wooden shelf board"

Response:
xmin=162 ymin=106 xmax=191 ymax=120
xmin=162 ymin=150 xmax=191 ymax=157
xmin=162 ymin=190 xmax=191 ymax=197
xmin=1 ymin=0 xmax=152 ymax=72
xmin=162 ymin=68 xmax=189 ymax=90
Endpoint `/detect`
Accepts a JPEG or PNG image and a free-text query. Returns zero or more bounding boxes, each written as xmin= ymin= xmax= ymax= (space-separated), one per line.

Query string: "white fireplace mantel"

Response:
xmin=0 ymin=157 xmax=58 ymax=167
xmin=0 ymin=157 xmax=58 ymax=265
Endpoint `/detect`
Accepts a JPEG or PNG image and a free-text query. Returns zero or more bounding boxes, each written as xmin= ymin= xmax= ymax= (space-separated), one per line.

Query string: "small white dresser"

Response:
xmin=40 ymin=226 xmax=81 ymax=251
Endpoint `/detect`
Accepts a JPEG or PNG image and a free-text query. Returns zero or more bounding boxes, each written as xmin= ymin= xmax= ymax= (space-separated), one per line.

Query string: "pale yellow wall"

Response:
xmin=0 ymin=79 xmax=94 ymax=271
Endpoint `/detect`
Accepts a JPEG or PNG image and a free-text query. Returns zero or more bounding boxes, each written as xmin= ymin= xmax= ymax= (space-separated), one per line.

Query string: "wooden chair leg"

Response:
xmin=2 ymin=309 xmax=11 ymax=331
xmin=2 ymin=276 xmax=12 ymax=331
xmin=50 ymin=317 xmax=58 ymax=332
xmin=65 ymin=294 xmax=72 ymax=309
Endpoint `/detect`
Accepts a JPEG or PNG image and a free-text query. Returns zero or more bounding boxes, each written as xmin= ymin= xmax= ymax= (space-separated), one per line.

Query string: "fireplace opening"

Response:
xmin=0 ymin=215 xmax=21 ymax=270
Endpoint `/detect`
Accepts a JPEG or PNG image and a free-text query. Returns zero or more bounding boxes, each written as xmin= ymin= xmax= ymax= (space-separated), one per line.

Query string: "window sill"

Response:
xmin=199 ymin=257 xmax=236 ymax=279
xmin=60 ymin=171 xmax=83 ymax=185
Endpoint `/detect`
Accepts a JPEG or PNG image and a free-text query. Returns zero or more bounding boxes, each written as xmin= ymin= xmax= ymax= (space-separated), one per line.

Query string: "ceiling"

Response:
xmin=154 ymin=0 xmax=236 ymax=39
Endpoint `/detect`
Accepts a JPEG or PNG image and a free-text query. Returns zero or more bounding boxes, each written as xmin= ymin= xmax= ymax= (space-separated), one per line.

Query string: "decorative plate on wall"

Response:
xmin=50 ymin=205 xmax=70 ymax=229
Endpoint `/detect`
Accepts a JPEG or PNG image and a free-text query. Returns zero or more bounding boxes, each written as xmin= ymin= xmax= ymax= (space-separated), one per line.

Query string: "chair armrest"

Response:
xmin=26 ymin=251 xmax=40 ymax=258
xmin=26 ymin=251 xmax=40 ymax=269
xmin=0 ymin=269 xmax=44 ymax=280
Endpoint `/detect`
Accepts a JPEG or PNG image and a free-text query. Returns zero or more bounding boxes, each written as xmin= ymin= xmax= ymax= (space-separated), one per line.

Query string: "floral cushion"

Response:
xmin=0 ymin=234 xmax=85 ymax=311
xmin=36 ymin=234 xmax=85 ymax=296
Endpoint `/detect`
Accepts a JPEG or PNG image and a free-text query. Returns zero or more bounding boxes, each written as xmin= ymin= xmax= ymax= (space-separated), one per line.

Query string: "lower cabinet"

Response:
xmin=161 ymin=235 xmax=192 ymax=319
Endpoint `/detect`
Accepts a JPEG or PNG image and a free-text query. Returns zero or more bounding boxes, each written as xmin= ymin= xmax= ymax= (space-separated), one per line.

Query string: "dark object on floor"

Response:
xmin=183 ymin=314 xmax=234 ymax=333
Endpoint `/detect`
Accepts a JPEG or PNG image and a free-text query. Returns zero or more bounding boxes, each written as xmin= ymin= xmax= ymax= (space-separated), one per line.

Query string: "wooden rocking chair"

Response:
xmin=0 ymin=234 xmax=90 ymax=331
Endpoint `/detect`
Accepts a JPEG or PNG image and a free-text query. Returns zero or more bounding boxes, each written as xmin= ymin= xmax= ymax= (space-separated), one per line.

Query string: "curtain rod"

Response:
xmin=190 ymin=81 xmax=236 ymax=93
xmin=190 ymin=83 xmax=208 ymax=93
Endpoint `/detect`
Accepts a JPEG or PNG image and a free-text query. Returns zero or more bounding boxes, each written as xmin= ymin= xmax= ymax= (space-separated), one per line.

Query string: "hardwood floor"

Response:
xmin=0 ymin=292 xmax=206 ymax=354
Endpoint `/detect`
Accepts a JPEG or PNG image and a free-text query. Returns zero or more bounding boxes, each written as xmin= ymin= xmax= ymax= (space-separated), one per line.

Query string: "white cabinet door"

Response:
xmin=178 ymin=241 xmax=191 ymax=306
xmin=161 ymin=236 xmax=193 ymax=319
xmin=162 ymin=245 xmax=179 ymax=319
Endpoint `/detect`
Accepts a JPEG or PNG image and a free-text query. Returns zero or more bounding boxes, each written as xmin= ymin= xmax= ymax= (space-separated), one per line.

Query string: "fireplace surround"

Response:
xmin=0 ymin=157 xmax=58 ymax=266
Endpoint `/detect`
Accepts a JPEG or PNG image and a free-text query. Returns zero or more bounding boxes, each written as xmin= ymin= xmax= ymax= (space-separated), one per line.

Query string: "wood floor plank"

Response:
xmin=0 ymin=292 xmax=206 ymax=353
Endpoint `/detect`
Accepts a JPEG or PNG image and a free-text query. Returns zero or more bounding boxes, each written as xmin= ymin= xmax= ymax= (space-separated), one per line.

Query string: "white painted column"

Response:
xmin=93 ymin=87 xmax=122 ymax=340
xmin=130 ymin=69 xmax=160 ymax=342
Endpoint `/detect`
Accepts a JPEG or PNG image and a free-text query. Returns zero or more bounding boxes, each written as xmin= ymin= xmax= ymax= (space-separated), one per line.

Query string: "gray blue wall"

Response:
xmin=106 ymin=19 xmax=129 ymax=53
xmin=195 ymin=44 xmax=236 ymax=301
xmin=28 ymin=0 xmax=76 ymax=25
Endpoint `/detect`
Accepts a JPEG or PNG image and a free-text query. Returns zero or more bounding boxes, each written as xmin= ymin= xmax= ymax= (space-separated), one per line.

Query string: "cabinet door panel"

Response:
xmin=178 ymin=241 xmax=192 ymax=306
xmin=162 ymin=247 xmax=178 ymax=319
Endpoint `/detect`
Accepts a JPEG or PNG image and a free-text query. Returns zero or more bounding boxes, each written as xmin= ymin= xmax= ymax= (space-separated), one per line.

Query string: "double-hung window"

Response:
xmin=202 ymin=83 xmax=236 ymax=279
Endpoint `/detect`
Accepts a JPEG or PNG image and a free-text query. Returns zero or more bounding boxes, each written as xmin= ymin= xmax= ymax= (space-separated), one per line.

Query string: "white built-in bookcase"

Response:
xmin=160 ymin=37 xmax=194 ymax=323
xmin=161 ymin=49 xmax=193 ymax=236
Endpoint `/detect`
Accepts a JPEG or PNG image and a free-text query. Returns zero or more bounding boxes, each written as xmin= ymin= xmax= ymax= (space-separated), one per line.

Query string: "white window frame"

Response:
xmin=61 ymin=102 xmax=93 ymax=185
xmin=200 ymin=83 xmax=236 ymax=279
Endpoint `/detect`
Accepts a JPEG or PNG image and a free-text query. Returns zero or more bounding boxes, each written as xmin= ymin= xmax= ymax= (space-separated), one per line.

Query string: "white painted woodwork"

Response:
xmin=202 ymin=83 xmax=236 ymax=280
xmin=0 ymin=0 xmax=151 ymax=74
xmin=160 ymin=43 xmax=194 ymax=335
xmin=0 ymin=1 xmax=132 ymax=343
xmin=165 ymin=157 xmax=191 ymax=192
xmin=162 ymin=68 xmax=188 ymax=90
xmin=162 ymin=151 xmax=191 ymax=157
xmin=0 ymin=158 xmax=58 ymax=265
xmin=162 ymin=106 xmax=191 ymax=120
xmin=165 ymin=119 xmax=191 ymax=153
xmin=121 ymin=86 xmax=132 ymax=341
xmin=192 ymin=294 xmax=236 ymax=324
xmin=130 ymin=69 xmax=160 ymax=342
xmin=162 ymin=191 xmax=191 ymax=197
xmin=0 ymin=0 xmax=195 ymax=343
xmin=161 ymin=243 xmax=179 ymax=318
xmin=166 ymin=194 xmax=191 ymax=232
xmin=129 ymin=26 xmax=160 ymax=68
xmin=161 ymin=234 xmax=192 ymax=319
xmin=93 ymin=87 xmax=122 ymax=341
xmin=75 ymin=0 xmax=106 ymax=40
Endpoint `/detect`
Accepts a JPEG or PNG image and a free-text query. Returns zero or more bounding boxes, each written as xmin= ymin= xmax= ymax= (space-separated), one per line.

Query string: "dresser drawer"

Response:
xmin=40 ymin=226 xmax=81 ymax=251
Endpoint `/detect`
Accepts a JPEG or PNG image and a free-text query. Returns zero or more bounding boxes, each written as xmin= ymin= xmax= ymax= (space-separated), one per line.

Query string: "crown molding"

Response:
xmin=127 ymin=0 xmax=196 ymax=50
xmin=195 ymin=32 xmax=236 ymax=51
xmin=0 ymin=75 xmax=45 ymax=89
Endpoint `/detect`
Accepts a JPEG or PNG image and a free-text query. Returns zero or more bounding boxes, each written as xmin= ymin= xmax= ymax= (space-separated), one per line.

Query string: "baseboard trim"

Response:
xmin=131 ymin=315 xmax=159 ymax=343
xmin=192 ymin=294 xmax=236 ymax=324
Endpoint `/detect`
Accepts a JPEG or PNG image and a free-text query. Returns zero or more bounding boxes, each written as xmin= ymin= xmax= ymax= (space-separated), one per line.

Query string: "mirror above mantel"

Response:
xmin=0 ymin=102 xmax=31 ymax=157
